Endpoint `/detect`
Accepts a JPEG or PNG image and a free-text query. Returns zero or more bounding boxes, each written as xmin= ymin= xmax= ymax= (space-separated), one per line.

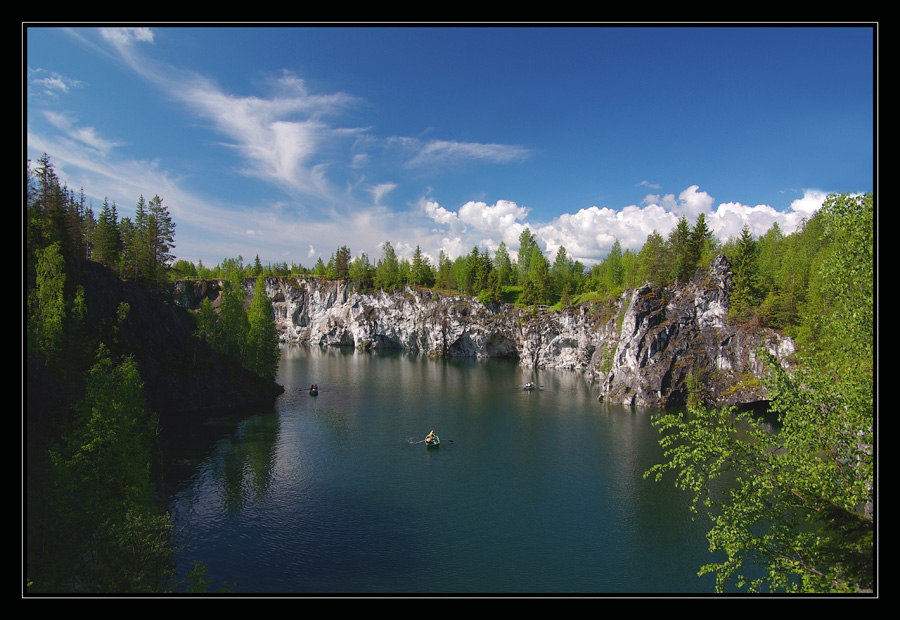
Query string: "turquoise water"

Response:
xmin=166 ymin=345 xmax=717 ymax=595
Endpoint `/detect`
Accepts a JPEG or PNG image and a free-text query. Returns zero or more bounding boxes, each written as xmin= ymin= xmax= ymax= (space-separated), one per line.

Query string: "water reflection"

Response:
xmin=166 ymin=345 xmax=716 ymax=594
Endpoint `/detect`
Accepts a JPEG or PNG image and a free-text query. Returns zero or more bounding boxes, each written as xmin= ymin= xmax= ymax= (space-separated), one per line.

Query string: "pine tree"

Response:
xmin=334 ymin=246 xmax=352 ymax=280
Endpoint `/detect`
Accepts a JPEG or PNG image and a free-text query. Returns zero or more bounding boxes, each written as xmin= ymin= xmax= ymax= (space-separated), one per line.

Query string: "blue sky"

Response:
xmin=25 ymin=25 xmax=875 ymax=269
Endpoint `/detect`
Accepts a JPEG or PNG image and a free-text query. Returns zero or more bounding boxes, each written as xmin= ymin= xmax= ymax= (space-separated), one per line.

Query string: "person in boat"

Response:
xmin=425 ymin=430 xmax=435 ymax=443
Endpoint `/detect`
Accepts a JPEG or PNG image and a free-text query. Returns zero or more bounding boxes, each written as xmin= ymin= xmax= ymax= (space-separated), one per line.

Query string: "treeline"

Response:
xmin=175 ymin=204 xmax=852 ymax=351
xmin=26 ymin=154 xmax=177 ymax=294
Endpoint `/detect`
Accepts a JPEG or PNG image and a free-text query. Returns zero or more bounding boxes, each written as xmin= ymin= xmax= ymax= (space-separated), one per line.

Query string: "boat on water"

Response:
xmin=309 ymin=384 xmax=319 ymax=396
xmin=524 ymin=382 xmax=536 ymax=390
xmin=425 ymin=430 xmax=440 ymax=447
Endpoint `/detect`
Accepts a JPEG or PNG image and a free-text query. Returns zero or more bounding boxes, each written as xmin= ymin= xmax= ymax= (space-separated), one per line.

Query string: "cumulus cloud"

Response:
xmin=789 ymin=189 xmax=828 ymax=215
xmin=419 ymin=187 xmax=828 ymax=265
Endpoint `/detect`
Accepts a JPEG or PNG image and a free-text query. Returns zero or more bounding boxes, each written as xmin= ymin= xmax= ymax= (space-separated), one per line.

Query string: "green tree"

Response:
xmin=218 ymin=272 xmax=250 ymax=365
xmin=245 ymin=275 xmax=281 ymax=381
xmin=521 ymin=246 xmax=551 ymax=306
xmin=605 ymin=240 xmax=625 ymax=291
xmin=144 ymin=195 xmax=176 ymax=290
xmin=668 ymin=216 xmax=693 ymax=284
xmin=729 ymin=225 xmax=761 ymax=321
xmin=550 ymin=245 xmax=574 ymax=303
xmin=349 ymin=252 xmax=373 ymax=289
xmin=375 ymin=241 xmax=400 ymax=290
xmin=411 ymin=245 xmax=434 ymax=286
xmin=196 ymin=297 xmax=219 ymax=346
xmin=645 ymin=193 xmax=874 ymax=593
xmin=435 ymin=250 xmax=452 ymax=290
xmin=27 ymin=242 xmax=67 ymax=362
xmin=621 ymin=248 xmax=637 ymax=290
xmin=688 ymin=213 xmax=715 ymax=274
xmin=467 ymin=246 xmax=492 ymax=296
xmin=637 ymin=230 xmax=667 ymax=285
xmin=47 ymin=343 xmax=174 ymax=592
xmin=516 ymin=228 xmax=539 ymax=286
xmin=334 ymin=245 xmax=352 ymax=280
xmin=93 ymin=198 xmax=122 ymax=271
xmin=314 ymin=256 xmax=327 ymax=277
xmin=493 ymin=241 xmax=513 ymax=287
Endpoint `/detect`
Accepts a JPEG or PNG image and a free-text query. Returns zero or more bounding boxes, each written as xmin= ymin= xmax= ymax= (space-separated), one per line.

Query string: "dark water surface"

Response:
xmin=165 ymin=345 xmax=717 ymax=594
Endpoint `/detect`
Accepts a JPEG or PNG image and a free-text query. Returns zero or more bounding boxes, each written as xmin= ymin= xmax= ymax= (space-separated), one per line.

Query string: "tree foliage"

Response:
xmin=41 ymin=342 xmax=175 ymax=592
xmin=245 ymin=275 xmax=281 ymax=381
xmin=645 ymin=193 xmax=874 ymax=593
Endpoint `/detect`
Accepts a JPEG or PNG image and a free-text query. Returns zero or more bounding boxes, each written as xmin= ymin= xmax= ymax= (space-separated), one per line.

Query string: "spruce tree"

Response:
xmin=668 ymin=216 xmax=692 ymax=284
xmin=245 ymin=275 xmax=280 ymax=381
xmin=729 ymin=225 xmax=761 ymax=321
xmin=145 ymin=195 xmax=176 ymax=290
xmin=375 ymin=241 xmax=400 ymax=290
xmin=688 ymin=213 xmax=714 ymax=274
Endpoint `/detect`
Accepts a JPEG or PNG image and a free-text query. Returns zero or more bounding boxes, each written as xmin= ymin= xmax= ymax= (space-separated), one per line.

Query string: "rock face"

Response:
xmin=174 ymin=255 xmax=793 ymax=409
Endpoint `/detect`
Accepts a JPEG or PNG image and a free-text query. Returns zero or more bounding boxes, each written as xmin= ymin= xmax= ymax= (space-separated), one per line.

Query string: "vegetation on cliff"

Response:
xmin=25 ymin=155 xmax=280 ymax=593
xmin=646 ymin=193 xmax=875 ymax=593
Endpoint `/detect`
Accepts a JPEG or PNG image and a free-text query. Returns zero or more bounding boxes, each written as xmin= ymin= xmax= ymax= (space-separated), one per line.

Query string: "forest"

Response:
xmin=25 ymin=153 xmax=874 ymax=593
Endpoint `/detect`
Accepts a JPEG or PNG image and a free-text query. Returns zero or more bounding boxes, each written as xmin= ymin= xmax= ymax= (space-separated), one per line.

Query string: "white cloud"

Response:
xmin=789 ymin=189 xmax=827 ymax=215
xmin=405 ymin=139 xmax=530 ymax=168
xmin=42 ymin=111 xmax=121 ymax=155
xmin=99 ymin=27 xmax=155 ymax=47
xmin=370 ymin=183 xmax=397 ymax=205
xmin=418 ymin=186 xmax=829 ymax=266
xmin=423 ymin=199 xmax=460 ymax=228
xmin=29 ymin=69 xmax=85 ymax=98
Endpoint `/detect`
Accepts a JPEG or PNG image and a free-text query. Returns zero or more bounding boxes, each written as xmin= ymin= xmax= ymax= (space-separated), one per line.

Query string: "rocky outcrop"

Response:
xmin=174 ymin=255 xmax=793 ymax=409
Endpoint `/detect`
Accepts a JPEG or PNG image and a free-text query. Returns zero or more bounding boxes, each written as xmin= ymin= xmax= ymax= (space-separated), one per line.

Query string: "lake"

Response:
xmin=164 ymin=345 xmax=718 ymax=595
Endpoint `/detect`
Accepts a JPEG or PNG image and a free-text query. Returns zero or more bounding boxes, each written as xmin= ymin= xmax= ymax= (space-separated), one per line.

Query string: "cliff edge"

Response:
xmin=174 ymin=255 xmax=793 ymax=409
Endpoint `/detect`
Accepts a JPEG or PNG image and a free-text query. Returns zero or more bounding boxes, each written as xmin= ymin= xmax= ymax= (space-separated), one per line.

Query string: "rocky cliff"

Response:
xmin=174 ymin=255 xmax=793 ymax=409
